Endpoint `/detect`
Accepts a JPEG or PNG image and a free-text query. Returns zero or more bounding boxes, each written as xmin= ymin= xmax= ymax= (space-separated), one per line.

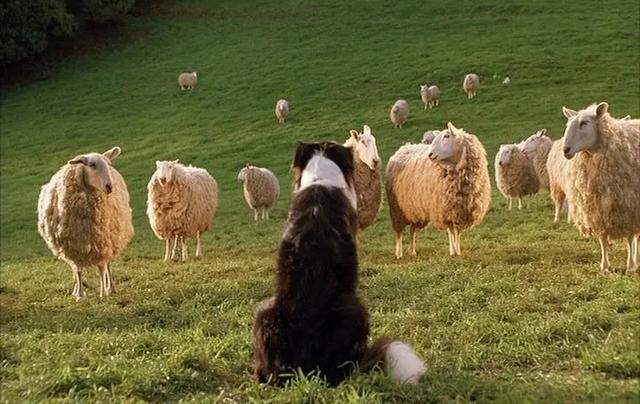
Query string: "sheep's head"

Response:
xmin=347 ymin=125 xmax=380 ymax=170
xmin=193 ymin=72 xmax=197 ymax=78
xmin=497 ymin=144 xmax=518 ymax=166
xmin=429 ymin=123 xmax=463 ymax=162
xmin=562 ymin=102 xmax=608 ymax=159
xmin=68 ymin=146 xmax=121 ymax=194
xmin=155 ymin=159 xmax=181 ymax=185
xmin=420 ymin=84 xmax=428 ymax=92
xmin=238 ymin=164 xmax=252 ymax=182
xmin=520 ymin=129 xmax=548 ymax=153
xmin=422 ymin=130 xmax=439 ymax=145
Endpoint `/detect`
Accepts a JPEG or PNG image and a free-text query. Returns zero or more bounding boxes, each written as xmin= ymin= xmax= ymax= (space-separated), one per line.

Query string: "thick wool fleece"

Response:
xmin=242 ymin=167 xmax=280 ymax=210
xmin=495 ymin=148 xmax=540 ymax=199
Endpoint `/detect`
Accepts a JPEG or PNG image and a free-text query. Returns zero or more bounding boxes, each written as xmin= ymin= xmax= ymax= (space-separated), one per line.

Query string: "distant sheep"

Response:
xmin=344 ymin=124 xmax=382 ymax=230
xmin=420 ymin=84 xmax=440 ymax=109
xmin=147 ymin=160 xmax=218 ymax=262
xmin=519 ymin=129 xmax=553 ymax=189
xmin=237 ymin=164 xmax=280 ymax=220
xmin=390 ymin=100 xmax=409 ymax=128
xmin=421 ymin=130 xmax=440 ymax=145
xmin=495 ymin=144 xmax=540 ymax=210
xmin=463 ymin=73 xmax=480 ymax=99
xmin=546 ymin=138 xmax=574 ymax=223
xmin=178 ymin=72 xmax=197 ymax=90
xmin=502 ymin=76 xmax=511 ymax=85
xmin=562 ymin=102 xmax=640 ymax=274
xmin=38 ymin=147 xmax=134 ymax=300
xmin=275 ymin=99 xmax=289 ymax=124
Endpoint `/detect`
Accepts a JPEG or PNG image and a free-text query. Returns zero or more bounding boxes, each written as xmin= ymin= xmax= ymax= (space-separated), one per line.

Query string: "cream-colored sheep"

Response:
xmin=238 ymin=164 xmax=280 ymax=221
xmin=421 ymin=130 xmax=440 ymax=145
xmin=546 ymin=138 xmax=574 ymax=224
xmin=420 ymin=84 xmax=440 ymax=109
xmin=390 ymin=100 xmax=409 ymax=128
xmin=178 ymin=72 xmax=197 ymax=90
xmin=147 ymin=160 xmax=218 ymax=262
xmin=519 ymin=129 xmax=553 ymax=189
xmin=562 ymin=102 xmax=640 ymax=274
xmin=275 ymin=99 xmax=289 ymax=123
xmin=344 ymin=124 xmax=382 ymax=230
xmin=386 ymin=123 xmax=491 ymax=258
xmin=463 ymin=73 xmax=480 ymax=99
xmin=37 ymin=147 xmax=134 ymax=300
xmin=495 ymin=144 xmax=540 ymax=210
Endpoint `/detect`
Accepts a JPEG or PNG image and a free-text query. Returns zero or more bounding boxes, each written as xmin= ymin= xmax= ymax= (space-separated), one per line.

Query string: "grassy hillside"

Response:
xmin=1 ymin=0 xmax=639 ymax=402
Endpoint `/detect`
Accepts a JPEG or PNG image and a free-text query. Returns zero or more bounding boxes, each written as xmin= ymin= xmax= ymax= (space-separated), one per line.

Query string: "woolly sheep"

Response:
xmin=390 ymin=100 xmax=409 ymax=128
xmin=421 ymin=130 xmax=440 ymax=145
xmin=275 ymin=99 xmax=289 ymax=124
xmin=178 ymin=72 xmax=197 ymax=90
xmin=519 ymin=129 xmax=553 ymax=189
xmin=546 ymin=138 xmax=574 ymax=224
xmin=237 ymin=164 xmax=280 ymax=221
xmin=562 ymin=102 xmax=640 ymax=274
xmin=463 ymin=73 xmax=480 ymax=99
xmin=386 ymin=122 xmax=491 ymax=258
xmin=419 ymin=84 xmax=440 ymax=109
xmin=344 ymin=124 xmax=383 ymax=230
xmin=37 ymin=147 xmax=134 ymax=300
xmin=495 ymin=144 xmax=540 ymax=210
xmin=147 ymin=160 xmax=218 ymax=262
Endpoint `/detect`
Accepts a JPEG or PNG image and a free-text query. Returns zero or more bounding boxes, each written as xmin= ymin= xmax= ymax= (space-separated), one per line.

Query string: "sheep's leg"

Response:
xmin=435 ymin=99 xmax=439 ymax=106
xmin=163 ymin=239 xmax=171 ymax=261
xmin=567 ymin=203 xmax=573 ymax=224
xmin=454 ymin=230 xmax=462 ymax=256
xmin=424 ymin=104 xmax=427 ymax=110
xmin=508 ymin=197 xmax=512 ymax=211
xmin=170 ymin=235 xmax=179 ymax=260
xmin=266 ymin=209 xmax=270 ymax=220
xmin=254 ymin=209 xmax=259 ymax=221
xmin=181 ymin=236 xmax=188 ymax=262
xmin=447 ymin=229 xmax=455 ymax=256
xmin=409 ymin=225 xmax=417 ymax=256
xmin=71 ymin=265 xmax=85 ymax=300
xmin=626 ymin=235 xmax=638 ymax=274
xmin=518 ymin=197 xmax=523 ymax=210
xmin=598 ymin=236 xmax=611 ymax=274
xmin=97 ymin=265 xmax=106 ymax=298
xmin=106 ymin=263 xmax=116 ymax=294
xmin=262 ymin=208 xmax=267 ymax=220
xmin=394 ymin=231 xmax=403 ymax=259
xmin=195 ymin=232 xmax=202 ymax=258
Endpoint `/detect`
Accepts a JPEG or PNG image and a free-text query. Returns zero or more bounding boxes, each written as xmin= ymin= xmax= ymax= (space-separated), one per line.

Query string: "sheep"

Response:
xmin=562 ymin=102 xmax=640 ymax=275
xmin=390 ymin=100 xmax=409 ymax=128
xmin=494 ymin=144 xmax=540 ymax=210
xmin=147 ymin=160 xmax=218 ymax=262
xmin=519 ymin=129 xmax=553 ymax=190
xmin=463 ymin=73 xmax=480 ymax=99
xmin=344 ymin=124 xmax=383 ymax=230
xmin=237 ymin=164 xmax=280 ymax=221
xmin=502 ymin=76 xmax=511 ymax=85
xmin=421 ymin=130 xmax=439 ymax=145
xmin=178 ymin=72 xmax=197 ymax=90
xmin=419 ymin=84 xmax=440 ymax=109
xmin=37 ymin=147 xmax=134 ymax=300
xmin=386 ymin=122 xmax=491 ymax=258
xmin=546 ymin=138 xmax=574 ymax=224
xmin=275 ymin=99 xmax=289 ymax=123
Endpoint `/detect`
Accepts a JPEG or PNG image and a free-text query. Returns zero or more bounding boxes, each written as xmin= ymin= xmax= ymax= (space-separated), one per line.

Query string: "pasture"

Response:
xmin=1 ymin=0 xmax=639 ymax=402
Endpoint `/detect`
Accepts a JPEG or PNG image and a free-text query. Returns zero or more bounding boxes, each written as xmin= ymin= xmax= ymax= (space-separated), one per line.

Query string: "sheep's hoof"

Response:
xmin=625 ymin=268 xmax=638 ymax=276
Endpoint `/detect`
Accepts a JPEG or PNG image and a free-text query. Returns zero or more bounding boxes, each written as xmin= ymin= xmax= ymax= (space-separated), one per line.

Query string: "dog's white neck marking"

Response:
xmin=299 ymin=151 xmax=357 ymax=209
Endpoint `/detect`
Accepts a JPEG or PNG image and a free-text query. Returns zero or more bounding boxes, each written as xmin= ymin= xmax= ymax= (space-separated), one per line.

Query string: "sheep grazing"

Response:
xmin=344 ymin=124 xmax=383 ymax=230
xmin=147 ymin=160 xmax=218 ymax=262
xmin=494 ymin=144 xmax=540 ymax=210
xmin=178 ymin=72 xmax=197 ymax=90
xmin=546 ymin=138 xmax=574 ymax=223
xmin=519 ymin=129 xmax=553 ymax=190
xmin=237 ymin=164 xmax=280 ymax=221
xmin=419 ymin=84 xmax=440 ymax=109
xmin=463 ymin=73 xmax=480 ymax=99
xmin=390 ymin=100 xmax=409 ymax=128
xmin=275 ymin=99 xmax=289 ymax=123
xmin=562 ymin=102 xmax=640 ymax=275
xmin=502 ymin=76 xmax=511 ymax=85
xmin=386 ymin=123 xmax=491 ymax=258
xmin=37 ymin=147 xmax=134 ymax=300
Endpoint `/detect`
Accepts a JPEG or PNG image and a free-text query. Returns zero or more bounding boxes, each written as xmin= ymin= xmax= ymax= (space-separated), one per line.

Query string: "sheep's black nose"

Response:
xmin=105 ymin=184 xmax=113 ymax=193
xmin=428 ymin=152 xmax=434 ymax=159
xmin=563 ymin=147 xmax=571 ymax=155
xmin=498 ymin=161 xmax=503 ymax=166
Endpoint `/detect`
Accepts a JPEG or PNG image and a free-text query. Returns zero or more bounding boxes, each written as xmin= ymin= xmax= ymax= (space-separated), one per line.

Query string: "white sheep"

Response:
xmin=463 ymin=73 xmax=480 ymax=99
xmin=421 ymin=130 xmax=440 ymax=145
xmin=390 ymin=100 xmax=410 ymax=128
xmin=495 ymin=144 xmax=540 ymax=210
xmin=275 ymin=99 xmax=289 ymax=124
xmin=502 ymin=76 xmax=511 ymax=85
xmin=344 ymin=124 xmax=383 ymax=230
xmin=562 ymin=102 xmax=639 ymax=274
xmin=237 ymin=164 xmax=280 ymax=221
xmin=178 ymin=72 xmax=197 ymax=90
xmin=519 ymin=129 xmax=553 ymax=190
xmin=546 ymin=138 xmax=574 ymax=223
xmin=420 ymin=84 xmax=440 ymax=109
xmin=37 ymin=147 xmax=134 ymax=300
xmin=147 ymin=160 xmax=219 ymax=262
xmin=386 ymin=123 xmax=491 ymax=258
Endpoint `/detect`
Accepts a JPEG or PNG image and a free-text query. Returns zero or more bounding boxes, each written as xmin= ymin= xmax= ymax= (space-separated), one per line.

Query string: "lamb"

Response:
xmin=546 ymin=138 xmax=574 ymax=223
xmin=344 ymin=124 xmax=383 ymax=230
xmin=519 ymin=129 xmax=553 ymax=189
xmin=386 ymin=123 xmax=491 ymax=258
xmin=275 ymin=99 xmax=289 ymax=123
xmin=37 ymin=147 xmax=134 ymax=300
xmin=178 ymin=72 xmax=197 ymax=90
xmin=390 ymin=100 xmax=410 ymax=128
xmin=147 ymin=160 xmax=218 ymax=262
xmin=237 ymin=164 xmax=280 ymax=221
xmin=420 ymin=84 xmax=440 ymax=109
xmin=562 ymin=102 xmax=640 ymax=274
xmin=494 ymin=144 xmax=540 ymax=210
xmin=463 ymin=73 xmax=480 ymax=99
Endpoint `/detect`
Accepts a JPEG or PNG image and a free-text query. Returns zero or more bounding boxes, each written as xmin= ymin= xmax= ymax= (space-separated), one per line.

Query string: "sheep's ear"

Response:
xmin=562 ymin=107 xmax=577 ymax=119
xmin=102 ymin=146 xmax=121 ymax=161
xmin=68 ymin=155 xmax=88 ymax=165
xmin=173 ymin=159 xmax=180 ymax=164
xmin=349 ymin=129 xmax=359 ymax=140
xmin=447 ymin=122 xmax=458 ymax=134
xmin=155 ymin=160 xmax=161 ymax=168
xmin=596 ymin=102 xmax=609 ymax=117
xmin=363 ymin=125 xmax=371 ymax=135
xmin=540 ymin=128 xmax=547 ymax=136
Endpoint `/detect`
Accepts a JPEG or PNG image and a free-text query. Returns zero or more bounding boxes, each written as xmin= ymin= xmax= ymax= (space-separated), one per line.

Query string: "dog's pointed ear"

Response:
xmin=293 ymin=142 xmax=317 ymax=171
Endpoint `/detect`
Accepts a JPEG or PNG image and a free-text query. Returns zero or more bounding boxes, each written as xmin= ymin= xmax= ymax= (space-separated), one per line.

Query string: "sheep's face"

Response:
xmin=349 ymin=125 xmax=380 ymax=170
xmin=420 ymin=84 xmax=428 ymax=93
xmin=68 ymin=146 xmax=121 ymax=194
xmin=155 ymin=160 xmax=180 ymax=185
xmin=497 ymin=145 xmax=517 ymax=166
xmin=429 ymin=129 xmax=458 ymax=162
xmin=562 ymin=103 xmax=607 ymax=159
xmin=238 ymin=166 xmax=251 ymax=182
xmin=520 ymin=129 xmax=547 ymax=153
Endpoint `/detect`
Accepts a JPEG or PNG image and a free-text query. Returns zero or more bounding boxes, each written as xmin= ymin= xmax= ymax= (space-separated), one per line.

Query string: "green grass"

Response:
xmin=1 ymin=0 xmax=639 ymax=402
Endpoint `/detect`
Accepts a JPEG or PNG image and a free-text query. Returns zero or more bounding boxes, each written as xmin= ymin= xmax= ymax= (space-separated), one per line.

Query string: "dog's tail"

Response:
xmin=361 ymin=338 xmax=427 ymax=384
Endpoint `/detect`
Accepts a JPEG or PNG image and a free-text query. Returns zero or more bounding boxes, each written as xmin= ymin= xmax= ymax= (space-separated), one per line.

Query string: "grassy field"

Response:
xmin=1 ymin=0 xmax=639 ymax=402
